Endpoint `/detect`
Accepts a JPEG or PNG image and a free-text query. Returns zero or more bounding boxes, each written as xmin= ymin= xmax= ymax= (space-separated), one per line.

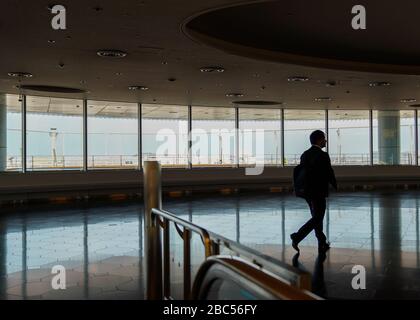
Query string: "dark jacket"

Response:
xmin=299 ymin=145 xmax=337 ymax=198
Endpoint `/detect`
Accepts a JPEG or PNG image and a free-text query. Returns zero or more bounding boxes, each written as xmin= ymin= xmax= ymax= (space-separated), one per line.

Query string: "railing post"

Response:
xmin=143 ymin=160 xmax=163 ymax=300
xmin=163 ymin=219 xmax=170 ymax=298
xmin=183 ymin=228 xmax=191 ymax=300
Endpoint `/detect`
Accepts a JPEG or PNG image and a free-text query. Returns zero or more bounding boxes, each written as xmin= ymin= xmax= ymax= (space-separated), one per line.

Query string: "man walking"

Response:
xmin=291 ymin=130 xmax=337 ymax=253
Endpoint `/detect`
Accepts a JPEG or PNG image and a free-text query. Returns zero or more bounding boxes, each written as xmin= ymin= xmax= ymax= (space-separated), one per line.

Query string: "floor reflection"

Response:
xmin=168 ymin=190 xmax=420 ymax=299
xmin=0 ymin=202 xmax=144 ymax=300
xmin=1 ymin=191 xmax=420 ymax=299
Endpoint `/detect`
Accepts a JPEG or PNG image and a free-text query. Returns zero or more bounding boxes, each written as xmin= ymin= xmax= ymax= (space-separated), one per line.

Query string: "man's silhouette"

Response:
xmin=291 ymin=130 xmax=337 ymax=253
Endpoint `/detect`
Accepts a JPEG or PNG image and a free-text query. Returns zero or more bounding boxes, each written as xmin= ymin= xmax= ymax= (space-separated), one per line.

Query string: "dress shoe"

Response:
xmin=318 ymin=241 xmax=330 ymax=253
xmin=290 ymin=233 xmax=300 ymax=252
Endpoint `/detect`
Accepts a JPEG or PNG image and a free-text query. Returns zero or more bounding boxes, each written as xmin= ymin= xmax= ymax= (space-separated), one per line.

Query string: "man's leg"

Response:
xmin=311 ymin=197 xmax=327 ymax=245
xmin=292 ymin=197 xmax=317 ymax=243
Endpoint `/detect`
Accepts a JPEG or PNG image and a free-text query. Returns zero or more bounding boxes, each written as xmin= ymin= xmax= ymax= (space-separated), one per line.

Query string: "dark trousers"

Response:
xmin=294 ymin=197 xmax=327 ymax=244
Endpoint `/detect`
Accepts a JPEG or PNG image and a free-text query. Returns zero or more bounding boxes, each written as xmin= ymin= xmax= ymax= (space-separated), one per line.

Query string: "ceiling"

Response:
xmin=1 ymin=0 xmax=420 ymax=111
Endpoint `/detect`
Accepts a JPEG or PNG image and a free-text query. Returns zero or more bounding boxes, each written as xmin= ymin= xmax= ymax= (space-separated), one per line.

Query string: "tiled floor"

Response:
xmin=1 ymin=191 xmax=420 ymax=299
xmin=0 ymin=202 xmax=144 ymax=300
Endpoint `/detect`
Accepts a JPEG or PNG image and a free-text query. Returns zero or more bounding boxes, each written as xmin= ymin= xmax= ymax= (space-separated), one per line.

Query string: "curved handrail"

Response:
xmin=151 ymin=208 xmax=313 ymax=299
xmin=192 ymin=256 xmax=320 ymax=300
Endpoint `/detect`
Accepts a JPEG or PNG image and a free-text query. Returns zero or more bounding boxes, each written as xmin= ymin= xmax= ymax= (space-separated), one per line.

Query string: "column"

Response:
xmin=0 ymin=95 xmax=7 ymax=171
xmin=376 ymin=197 xmax=402 ymax=298
xmin=377 ymin=110 xmax=400 ymax=165
xmin=0 ymin=215 xmax=6 ymax=299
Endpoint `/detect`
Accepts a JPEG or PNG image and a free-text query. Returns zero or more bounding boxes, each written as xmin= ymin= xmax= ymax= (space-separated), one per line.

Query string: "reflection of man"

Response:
xmin=291 ymin=130 xmax=337 ymax=253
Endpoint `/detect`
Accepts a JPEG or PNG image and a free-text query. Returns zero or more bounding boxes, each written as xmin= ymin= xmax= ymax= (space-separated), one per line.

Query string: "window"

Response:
xmin=191 ymin=107 xmax=236 ymax=167
xmin=373 ymin=110 xmax=415 ymax=165
xmin=0 ymin=94 xmax=22 ymax=171
xmin=239 ymin=108 xmax=281 ymax=166
xmin=88 ymin=100 xmax=138 ymax=169
xmin=142 ymin=104 xmax=188 ymax=167
xmin=26 ymin=96 xmax=83 ymax=170
xmin=284 ymin=110 xmax=326 ymax=165
xmin=328 ymin=110 xmax=370 ymax=165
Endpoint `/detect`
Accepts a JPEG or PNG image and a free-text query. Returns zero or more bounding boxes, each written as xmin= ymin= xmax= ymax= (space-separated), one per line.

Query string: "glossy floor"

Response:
xmin=1 ymin=191 xmax=420 ymax=299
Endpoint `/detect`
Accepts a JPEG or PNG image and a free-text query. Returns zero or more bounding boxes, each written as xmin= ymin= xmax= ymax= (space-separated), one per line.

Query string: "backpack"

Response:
xmin=293 ymin=163 xmax=307 ymax=198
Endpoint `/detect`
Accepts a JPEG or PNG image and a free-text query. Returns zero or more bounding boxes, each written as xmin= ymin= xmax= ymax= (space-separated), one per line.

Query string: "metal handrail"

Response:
xmin=144 ymin=160 xmax=313 ymax=301
xmin=151 ymin=207 xmax=312 ymax=300
xmin=191 ymin=256 xmax=319 ymax=300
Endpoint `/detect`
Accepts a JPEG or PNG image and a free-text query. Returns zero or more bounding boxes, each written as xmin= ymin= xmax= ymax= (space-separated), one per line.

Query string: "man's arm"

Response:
xmin=325 ymin=153 xmax=337 ymax=190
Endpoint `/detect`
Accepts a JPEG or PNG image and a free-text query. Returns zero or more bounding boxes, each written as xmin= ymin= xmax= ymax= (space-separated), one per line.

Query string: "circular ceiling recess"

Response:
xmin=18 ymin=85 xmax=86 ymax=93
xmin=233 ymin=100 xmax=282 ymax=106
xmin=183 ymin=1 xmax=420 ymax=74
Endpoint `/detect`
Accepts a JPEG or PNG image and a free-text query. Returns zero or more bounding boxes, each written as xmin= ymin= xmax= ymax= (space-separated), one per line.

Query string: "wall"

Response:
xmin=1 ymin=166 xmax=420 ymax=201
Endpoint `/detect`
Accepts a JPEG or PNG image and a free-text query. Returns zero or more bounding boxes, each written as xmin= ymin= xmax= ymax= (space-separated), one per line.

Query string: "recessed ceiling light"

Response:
xmin=315 ymin=97 xmax=332 ymax=102
xmin=200 ymin=66 xmax=225 ymax=73
xmin=287 ymin=76 xmax=309 ymax=82
xmin=401 ymin=98 xmax=417 ymax=103
xmin=325 ymin=80 xmax=338 ymax=87
xmin=96 ymin=49 xmax=127 ymax=58
xmin=48 ymin=39 xmax=56 ymax=44
xmin=115 ymin=72 xmax=123 ymax=76
xmin=226 ymin=93 xmax=244 ymax=98
xmin=128 ymin=86 xmax=148 ymax=91
xmin=8 ymin=72 xmax=33 ymax=78
xmin=369 ymin=81 xmax=391 ymax=87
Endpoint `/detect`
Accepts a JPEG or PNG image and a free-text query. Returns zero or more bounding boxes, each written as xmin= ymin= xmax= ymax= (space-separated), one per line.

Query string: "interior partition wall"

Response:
xmin=3 ymin=93 xmax=420 ymax=172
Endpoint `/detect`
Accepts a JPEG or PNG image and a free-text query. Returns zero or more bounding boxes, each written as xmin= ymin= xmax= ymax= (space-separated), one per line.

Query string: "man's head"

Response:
xmin=310 ymin=130 xmax=327 ymax=148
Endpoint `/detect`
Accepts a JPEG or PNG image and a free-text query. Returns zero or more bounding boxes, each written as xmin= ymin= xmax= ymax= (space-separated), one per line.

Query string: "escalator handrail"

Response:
xmin=191 ymin=255 xmax=320 ymax=300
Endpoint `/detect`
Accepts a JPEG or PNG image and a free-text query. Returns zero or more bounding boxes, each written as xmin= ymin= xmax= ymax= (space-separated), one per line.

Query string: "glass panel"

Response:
xmin=284 ymin=110 xmax=326 ymax=166
xmin=239 ymin=108 xmax=281 ymax=166
xmin=87 ymin=100 xmax=138 ymax=169
xmin=192 ymin=107 xmax=236 ymax=167
xmin=26 ymin=96 xmax=83 ymax=170
xmin=373 ymin=110 xmax=415 ymax=165
xmin=400 ymin=110 xmax=416 ymax=165
xmin=1 ymin=94 xmax=21 ymax=171
xmin=328 ymin=110 xmax=370 ymax=165
xmin=142 ymin=104 xmax=188 ymax=167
